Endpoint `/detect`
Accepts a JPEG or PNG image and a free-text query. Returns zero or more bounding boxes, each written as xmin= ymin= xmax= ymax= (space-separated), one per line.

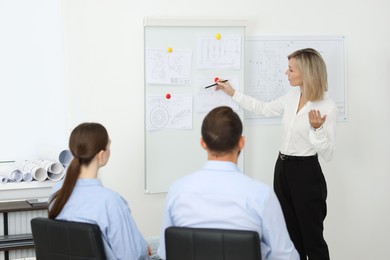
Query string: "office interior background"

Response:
xmin=3 ymin=0 xmax=390 ymax=259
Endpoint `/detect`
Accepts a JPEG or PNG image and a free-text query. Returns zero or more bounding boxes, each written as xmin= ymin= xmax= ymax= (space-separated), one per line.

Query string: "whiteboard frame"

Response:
xmin=144 ymin=17 xmax=248 ymax=27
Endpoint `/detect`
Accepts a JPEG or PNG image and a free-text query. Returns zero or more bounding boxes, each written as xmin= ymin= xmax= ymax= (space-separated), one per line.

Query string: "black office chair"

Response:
xmin=165 ymin=226 xmax=261 ymax=260
xmin=30 ymin=217 xmax=106 ymax=260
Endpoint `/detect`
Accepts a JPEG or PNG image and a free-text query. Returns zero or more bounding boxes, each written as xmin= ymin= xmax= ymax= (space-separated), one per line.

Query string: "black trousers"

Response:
xmin=274 ymin=153 xmax=330 ymax=260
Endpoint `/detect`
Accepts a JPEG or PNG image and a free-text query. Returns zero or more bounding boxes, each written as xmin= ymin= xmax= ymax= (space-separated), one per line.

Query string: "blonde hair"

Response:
xmin=288 ymin=48 xmax=328 ymax=101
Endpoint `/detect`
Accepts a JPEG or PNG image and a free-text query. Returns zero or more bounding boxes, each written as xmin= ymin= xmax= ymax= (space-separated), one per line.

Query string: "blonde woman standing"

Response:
xmin=216 ymin=48 xmax=337 ymax=260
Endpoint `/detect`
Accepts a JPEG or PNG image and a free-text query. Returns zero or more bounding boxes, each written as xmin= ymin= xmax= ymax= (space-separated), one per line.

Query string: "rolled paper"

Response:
xmin=31 ymin=159 xmax=64 ymax=174
xmin=20 ymin=161 xmax=48 ymax=182
xmin=59 ymin=150 xmax=73 ymax=166
xmin=9 ymin=169 xmax=23 ymax=182
xmin=0 ymin=175 xmax=9 ymax=183
xmin=32 ymin=167 xmax=48 ymax=181
xmin=22 ymin=171 xmax=33 ymax=182
xmin=1 ymin=167 xmax=23 ymax=182
xmin=9 ymin=148 xmax=71 ymax=183
xmin=47 ymin=170 xmax=65 ymax=181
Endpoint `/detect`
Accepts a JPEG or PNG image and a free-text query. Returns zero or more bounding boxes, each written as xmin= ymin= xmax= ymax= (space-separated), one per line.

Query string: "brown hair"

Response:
xmin=201 ymin=106 xmax=242 ymax=156
xmin=288 ymin=48 xmax=328 ymax=101
xmin=48 ymin=122 xmax=109 ymax=219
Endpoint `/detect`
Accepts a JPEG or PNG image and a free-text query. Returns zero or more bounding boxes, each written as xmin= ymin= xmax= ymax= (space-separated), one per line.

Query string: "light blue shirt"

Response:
xmin=51 ymin=179 xmax=149 ymax=260
xmin=157 ymin=161 xmax=299 ymax=260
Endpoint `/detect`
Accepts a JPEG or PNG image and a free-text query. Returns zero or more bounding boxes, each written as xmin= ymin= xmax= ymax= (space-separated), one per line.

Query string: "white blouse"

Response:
xmin=233 ymin=87 xmax=337 ymax=162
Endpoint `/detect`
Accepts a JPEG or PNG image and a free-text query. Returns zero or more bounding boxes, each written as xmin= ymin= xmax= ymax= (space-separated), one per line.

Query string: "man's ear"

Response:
xmin=200 ymin=137 xmax=208 ymax=150
xmin=238 ymin=136 xmax=245 ymax=151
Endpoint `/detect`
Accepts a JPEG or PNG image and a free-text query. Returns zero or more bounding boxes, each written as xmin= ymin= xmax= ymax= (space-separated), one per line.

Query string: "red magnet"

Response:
xmin=165 ymin=93 xmax=171 ymax=99
xmin=214 ymin=77 xmax=219 ymax=82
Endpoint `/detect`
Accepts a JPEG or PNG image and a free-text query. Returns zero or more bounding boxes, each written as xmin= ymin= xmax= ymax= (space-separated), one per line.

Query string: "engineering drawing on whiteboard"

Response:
xmin=145 ymin=48 xmax=192 ymax=85
xmin=197 ymin=35 xmax=242 ymax=69
xmin=245 ymin=36 xmax=347 ymax=125
xmin=146 ymin=94 xmax=193 ymax=131
xmin=196 ymin=77 xmax=240 ymax=113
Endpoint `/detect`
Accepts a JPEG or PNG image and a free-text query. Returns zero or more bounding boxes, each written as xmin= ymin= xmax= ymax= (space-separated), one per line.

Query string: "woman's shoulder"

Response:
xmin=313 ymin=93 xmax=337 ymax=108
xmin=77 ymin=179 xmax=128 ymax=208
xmin=98 ymin=186 xmax=127 ymax=203
xmin=91 ymin=188 xmax=131 ymax=217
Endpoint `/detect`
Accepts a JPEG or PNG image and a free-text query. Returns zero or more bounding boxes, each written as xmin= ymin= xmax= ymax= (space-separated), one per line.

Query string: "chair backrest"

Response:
xmin=165 ymin=226 xmax=261 ymax=260
xmin=31 ymin=217 xmax=106 ymax=260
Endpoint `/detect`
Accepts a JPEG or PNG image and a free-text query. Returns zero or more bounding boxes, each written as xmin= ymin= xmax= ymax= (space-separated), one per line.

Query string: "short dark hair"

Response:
xmin=201 ymin=106 xmax=242 ymax=154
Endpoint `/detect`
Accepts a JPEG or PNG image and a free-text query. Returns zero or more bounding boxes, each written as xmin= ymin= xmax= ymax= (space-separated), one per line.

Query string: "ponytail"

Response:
xmin=48 ymin=122 xmax=109 ymax=219
xmin=48 ymin=158 xmax=80 ymax=219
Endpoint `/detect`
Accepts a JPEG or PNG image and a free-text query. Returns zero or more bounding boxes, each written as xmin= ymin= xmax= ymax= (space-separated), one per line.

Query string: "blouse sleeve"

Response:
xmin=232 ymin=90 xmax=285 ymax=117
xmin=309 ymin=102 xmax=338 ymax=162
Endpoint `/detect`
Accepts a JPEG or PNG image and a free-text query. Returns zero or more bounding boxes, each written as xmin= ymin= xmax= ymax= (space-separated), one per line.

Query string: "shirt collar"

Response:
xmin=76 ymin=178 xmax=103 ymax=186
xmin=202 ymin=160 xmax=240 ymax=173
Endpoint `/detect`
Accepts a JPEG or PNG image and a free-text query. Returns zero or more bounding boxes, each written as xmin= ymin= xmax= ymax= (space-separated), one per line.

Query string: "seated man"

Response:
xmin=157 ymin=106 xmax=299 ymax=260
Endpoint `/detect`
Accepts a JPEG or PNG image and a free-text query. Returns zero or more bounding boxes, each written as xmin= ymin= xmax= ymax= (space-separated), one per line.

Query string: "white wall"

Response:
xmin=63 ymin=0 xmax=390 ymax=259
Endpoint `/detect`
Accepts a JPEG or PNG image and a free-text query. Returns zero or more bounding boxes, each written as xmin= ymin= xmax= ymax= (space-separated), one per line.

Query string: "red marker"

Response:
xmin=165 ymin=93 xmax=171 ymax=99
xmin=214 ymin=77 xmax=219 ymax=82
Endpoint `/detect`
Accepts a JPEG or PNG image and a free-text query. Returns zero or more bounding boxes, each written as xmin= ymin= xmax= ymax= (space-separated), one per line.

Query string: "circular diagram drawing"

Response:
xmin=150 ymin=106 xmax=169 ymax=128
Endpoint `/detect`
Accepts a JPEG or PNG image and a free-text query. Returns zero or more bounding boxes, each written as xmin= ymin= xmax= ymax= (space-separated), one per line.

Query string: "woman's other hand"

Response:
xmin=308 ymin=109 xmax=327 ymax=129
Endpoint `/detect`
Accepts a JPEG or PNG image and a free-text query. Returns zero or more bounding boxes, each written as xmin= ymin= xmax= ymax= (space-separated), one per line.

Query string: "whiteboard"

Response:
xmin=144 ymin=18 xmax=246 ymax=193
xmin=0 ymin=0 xmax=66 ymax=198
xmin=245 ymin=35 xmax=347 ymax=125
xmin=0 ymin=0 xmax=68 ymax=162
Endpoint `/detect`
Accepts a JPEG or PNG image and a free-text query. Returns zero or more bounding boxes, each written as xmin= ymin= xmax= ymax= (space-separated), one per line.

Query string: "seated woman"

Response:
xmin=49 ymin=122 xmax=150 ymax=260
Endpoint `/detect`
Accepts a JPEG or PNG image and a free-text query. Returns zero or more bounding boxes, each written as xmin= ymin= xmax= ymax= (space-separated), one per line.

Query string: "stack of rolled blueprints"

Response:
xmin=0 ymin=150 xmax=73 ymax=183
